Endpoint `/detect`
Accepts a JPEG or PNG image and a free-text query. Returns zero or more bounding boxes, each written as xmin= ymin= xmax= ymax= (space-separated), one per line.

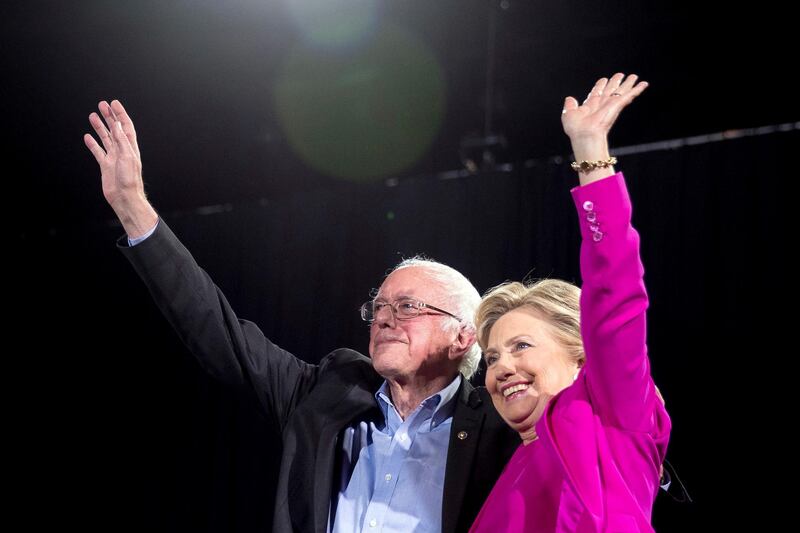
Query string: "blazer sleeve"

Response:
xmin=571 ymin=172 xmax=665 ymax=433
xmin=118 ymin=218 xmax=319 ymax=433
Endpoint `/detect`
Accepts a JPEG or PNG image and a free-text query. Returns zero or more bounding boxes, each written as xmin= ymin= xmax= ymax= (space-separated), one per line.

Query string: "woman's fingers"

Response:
xmin=628 ymin=80 xmax=648 ymax=99
xmin=562 ymin=74 xmax=648 ymax=137
xmin=584 ymin=77 xmax=609 ymax=103
xmin=618 ymin=73 xmax=639 ymax=92
xmin=598 ymin=78 xmax=648 ymax=128
xmin=609 ymin=79 xmax=648 ymax=111
xmin=603 ymin=73 xmax=626 ymax=95
xmin=606 ymin=74 xmax=640 ymax=100
xmin=562 ymin=96 xmax=580 ymax=114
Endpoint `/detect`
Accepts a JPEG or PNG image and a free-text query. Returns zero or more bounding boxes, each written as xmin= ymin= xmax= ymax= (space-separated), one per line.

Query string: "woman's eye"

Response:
xmin=485 ymin=355 xmax=497 ymax=366
xmin=514 ymin=342 xmax=531 ymax=351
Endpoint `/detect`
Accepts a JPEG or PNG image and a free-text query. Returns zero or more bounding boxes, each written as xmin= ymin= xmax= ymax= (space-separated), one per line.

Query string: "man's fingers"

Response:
xmin=98 ymin=101 xmax=124 ymax=154
xmin=110 ymin=100 xmax=134 ymax=132
xmin=92 ymin=99 xmax=142 ymax=161
xmin=112 ymin=119 xmax=136 ymax=157
xmin=98 ymin=101 xmax=118 ymax=135
xmin=89 ymin=112 xmax=115 ymax=154
xmin=110 ymin=99 xmax=140 ymax=156
xmin=83 ymin=133 xmax=106 ymax=164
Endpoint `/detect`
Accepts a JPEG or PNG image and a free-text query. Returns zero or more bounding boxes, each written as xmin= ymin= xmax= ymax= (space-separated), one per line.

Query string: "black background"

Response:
xmin=4 ymin=1 xmax=791 ymax=530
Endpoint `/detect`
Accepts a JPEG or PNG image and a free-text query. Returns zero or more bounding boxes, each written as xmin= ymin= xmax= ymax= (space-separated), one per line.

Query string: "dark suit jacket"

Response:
xmin=120 ymin=220 xmax=519 ymax=533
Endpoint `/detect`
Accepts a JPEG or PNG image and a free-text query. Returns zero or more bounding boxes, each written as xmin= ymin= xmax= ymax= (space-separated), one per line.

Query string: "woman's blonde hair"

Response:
xmin=475 ymin=279 xmax=585 ymax=367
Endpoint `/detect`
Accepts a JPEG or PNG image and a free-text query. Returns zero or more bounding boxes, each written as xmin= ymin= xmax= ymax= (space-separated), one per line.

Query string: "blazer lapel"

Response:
xmin=441 ymin=379 xmax=485 ymax=533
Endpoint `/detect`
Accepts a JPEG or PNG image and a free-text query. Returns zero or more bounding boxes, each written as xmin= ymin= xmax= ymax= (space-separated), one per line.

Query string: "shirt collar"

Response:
xmin=375 ymin=374 xmax=462 ymax=432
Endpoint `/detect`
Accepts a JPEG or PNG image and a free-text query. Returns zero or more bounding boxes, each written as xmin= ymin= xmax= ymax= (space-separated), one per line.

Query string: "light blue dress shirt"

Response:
xmin=331 ymin=375 xmax=461 ymax=533
xmin=127 ymin=221 xmax=158 ymax=246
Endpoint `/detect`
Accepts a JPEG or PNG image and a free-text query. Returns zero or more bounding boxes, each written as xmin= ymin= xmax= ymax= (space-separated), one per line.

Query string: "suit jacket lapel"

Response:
xmin=442 ymin=379 xmax=485 ymax=533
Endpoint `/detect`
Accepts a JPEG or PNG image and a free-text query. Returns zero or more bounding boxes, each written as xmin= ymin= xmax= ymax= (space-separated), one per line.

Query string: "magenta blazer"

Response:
xmin=471 ymin=173 xmax=671 ymax=532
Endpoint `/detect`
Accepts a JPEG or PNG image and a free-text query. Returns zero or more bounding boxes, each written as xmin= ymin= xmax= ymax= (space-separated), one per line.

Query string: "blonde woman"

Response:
xmin=470 ymin=73 xmax=669 ymax=532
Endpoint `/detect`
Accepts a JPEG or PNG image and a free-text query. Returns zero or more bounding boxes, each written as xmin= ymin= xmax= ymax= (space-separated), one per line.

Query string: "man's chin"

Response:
xmin=370 ymin=350 xmax=407 ymax=378
xmin=370 ymin=343 xmax=406 ymax=359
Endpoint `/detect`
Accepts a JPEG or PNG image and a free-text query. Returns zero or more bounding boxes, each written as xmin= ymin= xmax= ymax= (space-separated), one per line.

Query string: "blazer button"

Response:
xmin=457 ymin=431 xmax=468 ymax=440
xmin=582 ymin=200 xmax=594 ymax=212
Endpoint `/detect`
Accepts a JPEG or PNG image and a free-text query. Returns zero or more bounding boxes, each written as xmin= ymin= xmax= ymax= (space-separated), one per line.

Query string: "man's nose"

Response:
xmin=374 ymin=304 xmax=397 ymax=328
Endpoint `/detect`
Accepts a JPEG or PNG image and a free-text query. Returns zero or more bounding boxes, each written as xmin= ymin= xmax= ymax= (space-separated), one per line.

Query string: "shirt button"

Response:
xmin=582 ymin=200 xmax=594 ymax=212
xmin=593 ymin=231 xmax=604 ymax=242
xmin=399 ymin=434 xmax=407 ymax=442
xmin=586 ymin=211 xmax=597 ymax=223
xmin=385 ymin=473 xmax=392 ymax=481
xmin=370 ymin=519 xmax=377 ymax=527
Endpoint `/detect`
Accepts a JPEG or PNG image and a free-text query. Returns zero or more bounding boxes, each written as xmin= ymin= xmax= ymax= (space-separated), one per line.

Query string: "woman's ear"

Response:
xmin=573 ymin=357 xmax=584 ymax=381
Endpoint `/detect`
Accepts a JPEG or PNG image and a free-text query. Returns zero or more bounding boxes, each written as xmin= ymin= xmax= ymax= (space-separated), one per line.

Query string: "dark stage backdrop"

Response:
xmin=17 ymin=128 xmax=790 ymax=531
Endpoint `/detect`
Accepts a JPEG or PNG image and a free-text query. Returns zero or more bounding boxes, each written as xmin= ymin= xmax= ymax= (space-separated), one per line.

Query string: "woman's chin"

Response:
xmin=500 ymin=402 xmax=539 ymax=428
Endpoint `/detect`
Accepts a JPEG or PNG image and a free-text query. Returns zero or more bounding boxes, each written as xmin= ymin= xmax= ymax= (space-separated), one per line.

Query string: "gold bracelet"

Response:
xmin=570 ymin=156 xmax=617 ymax=173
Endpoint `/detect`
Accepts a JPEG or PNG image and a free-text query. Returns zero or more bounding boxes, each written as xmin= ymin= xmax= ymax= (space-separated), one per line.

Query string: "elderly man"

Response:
xmin=85 ymin=100 xmax=518 ymax=532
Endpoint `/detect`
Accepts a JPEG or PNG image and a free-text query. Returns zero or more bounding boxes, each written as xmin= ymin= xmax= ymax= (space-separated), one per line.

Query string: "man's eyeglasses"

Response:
xmin=360 ymin=297 xmax=461 ymax=323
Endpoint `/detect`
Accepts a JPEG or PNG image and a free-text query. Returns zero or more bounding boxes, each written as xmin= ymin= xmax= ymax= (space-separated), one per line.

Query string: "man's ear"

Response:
xmin=449 ymin=324 xmax=476 ymax=360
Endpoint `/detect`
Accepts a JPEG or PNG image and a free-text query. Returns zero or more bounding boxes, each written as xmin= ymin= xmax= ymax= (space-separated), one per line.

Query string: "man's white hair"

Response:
xmin=389 ymin=256 xmax=481 ymax=379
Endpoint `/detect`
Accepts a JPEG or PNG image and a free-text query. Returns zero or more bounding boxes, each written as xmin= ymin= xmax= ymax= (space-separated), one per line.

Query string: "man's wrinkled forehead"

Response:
xmin=375 ymin=267 xmax=440 ymax=301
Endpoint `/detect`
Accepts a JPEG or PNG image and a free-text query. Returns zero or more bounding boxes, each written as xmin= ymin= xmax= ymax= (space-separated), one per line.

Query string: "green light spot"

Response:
xmin=273 ymin=24 xmax=445 ymax=182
